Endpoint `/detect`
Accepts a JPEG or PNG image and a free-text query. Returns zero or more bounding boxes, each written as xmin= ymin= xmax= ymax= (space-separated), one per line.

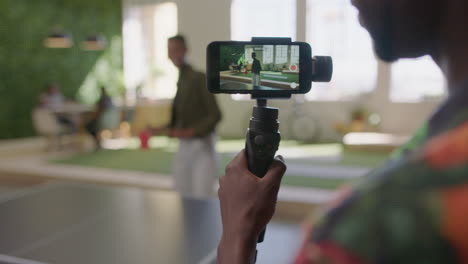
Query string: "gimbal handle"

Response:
xmin=245 ymin=100 xmax=281 ymax=245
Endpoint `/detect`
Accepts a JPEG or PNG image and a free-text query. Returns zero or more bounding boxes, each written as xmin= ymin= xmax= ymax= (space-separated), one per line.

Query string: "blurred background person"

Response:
xmin=85 ymin=86 xmax=114 ymax=150
xmin=40 ymin=83 xmax=77 ymax=133
xmin=40 ymin=83 xmax=65 ymax=112
xmin=164 ymin=34 xmax=222 ymax=199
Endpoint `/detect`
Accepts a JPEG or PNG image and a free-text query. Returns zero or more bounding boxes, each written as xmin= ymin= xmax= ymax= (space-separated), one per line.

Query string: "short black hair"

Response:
xmin=169 ymin=35 xmax=187 ymax=48
xmin=252 ymin=52 xmax=256 ymax=58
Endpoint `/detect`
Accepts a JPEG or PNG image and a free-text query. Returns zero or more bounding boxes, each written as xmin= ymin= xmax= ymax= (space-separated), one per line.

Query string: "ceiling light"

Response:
xmin=81 ymin=34 xmax=107 ymax=51
xmin=44 ymin=32 xmax=74 ymax=48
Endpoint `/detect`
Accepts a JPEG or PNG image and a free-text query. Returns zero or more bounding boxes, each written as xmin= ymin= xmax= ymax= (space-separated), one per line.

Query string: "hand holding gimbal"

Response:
xmin=209 ymin=37 xmax=332 ymax=263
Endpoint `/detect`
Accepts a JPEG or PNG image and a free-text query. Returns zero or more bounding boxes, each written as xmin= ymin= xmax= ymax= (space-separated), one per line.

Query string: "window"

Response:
xmin=151 ymin=3 xmax=178 ymax=99
xmin=231 ymin=0 xmax=296 ymax=100
xmin=275 ymin=45 xmax=288 ymax=64
xmin=123 ymin=2 xmax=178 ymax=103
xmin=391 ymin=56 xmax=446 ymax=102
xmin=245 ymin=47 xmax=254 ymax=64
xmin=123 ymin=7 xmax=148 ymax=104
xmin=231 ymin=0 xmax=296 ymax=41
xmin=291 ymin=45 xmax=299 ymax=64
xmin=263 ymin=45 xmax=274 ymax=64
xmin=306 ymin=0 xmax=377 ymax=100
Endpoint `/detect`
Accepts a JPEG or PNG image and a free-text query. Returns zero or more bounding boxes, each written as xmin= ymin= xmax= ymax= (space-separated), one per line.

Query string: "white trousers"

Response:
xmin=173 ymin=133 xmax=217 ymax=199
xmin=252 ymin=73 xmax=261 ymax=86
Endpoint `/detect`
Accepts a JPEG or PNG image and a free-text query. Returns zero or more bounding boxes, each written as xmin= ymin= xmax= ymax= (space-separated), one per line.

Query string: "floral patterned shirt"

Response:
xmin=295 ymin=85 xmax=468 ymax=264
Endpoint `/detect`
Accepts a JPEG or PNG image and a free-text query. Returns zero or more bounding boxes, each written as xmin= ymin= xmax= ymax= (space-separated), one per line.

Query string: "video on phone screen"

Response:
xmin=219 ymin=45 xmax=300 ymax=91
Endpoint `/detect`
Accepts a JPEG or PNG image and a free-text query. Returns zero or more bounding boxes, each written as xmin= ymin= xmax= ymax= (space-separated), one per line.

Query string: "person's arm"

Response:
xmin=169 ymin=128 xmax=195 ymax=138
xmin=149 ymin=126 xmax=170 ymax=136
xmin=167 ymin=96 xmax=178 ymax=130
xmin=217 ymin=151 xmax=286 ymax=264
xmin=218 ymin=231 xmax=257 ymax=264
xmin=219 ymin=156 xmax=372 ymax=264
xmin=191 ymin=73 xmax=222 ymax=137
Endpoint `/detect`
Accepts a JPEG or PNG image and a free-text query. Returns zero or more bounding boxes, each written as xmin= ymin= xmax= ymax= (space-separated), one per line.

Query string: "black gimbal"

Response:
xmin=245 ymin=37 xmax=332 ymax=262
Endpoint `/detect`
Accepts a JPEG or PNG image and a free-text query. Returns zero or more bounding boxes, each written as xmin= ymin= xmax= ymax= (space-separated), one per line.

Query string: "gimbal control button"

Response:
xmin=254 ymin=135 xmax=266 ymax=145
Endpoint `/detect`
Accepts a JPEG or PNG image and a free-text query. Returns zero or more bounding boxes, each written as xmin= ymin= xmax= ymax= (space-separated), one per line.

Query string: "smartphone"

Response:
xmin=207 ymin=41 xmax=313 ymax=97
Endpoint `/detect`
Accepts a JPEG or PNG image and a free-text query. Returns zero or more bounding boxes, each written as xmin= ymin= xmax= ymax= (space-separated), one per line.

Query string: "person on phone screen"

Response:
xmin=251 ymin=52 xmax=262 ymax=87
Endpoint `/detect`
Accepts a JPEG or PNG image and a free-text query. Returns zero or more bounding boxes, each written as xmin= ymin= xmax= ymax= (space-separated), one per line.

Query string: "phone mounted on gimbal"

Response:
xmin=207 ymin=37 xmax=333 ymax=262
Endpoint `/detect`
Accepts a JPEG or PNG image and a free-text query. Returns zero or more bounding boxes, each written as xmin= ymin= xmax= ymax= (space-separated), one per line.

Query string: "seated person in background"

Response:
xmin=40 ymin=83 xmax=76 ymax=132
xmin=217 ymin=0 xmax=468 ymax=263
xmin=86 ymin=86 xmax=113 ymax=150
xmin=40 ymin=83 xmax=65 ymax=112
xmin=229 ymin=62 xmax=237 ymax=72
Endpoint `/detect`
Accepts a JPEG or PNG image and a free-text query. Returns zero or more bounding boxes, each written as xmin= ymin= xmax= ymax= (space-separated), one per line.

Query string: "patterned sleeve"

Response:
xmin=294 ymin=121 xmax=468 ymax=264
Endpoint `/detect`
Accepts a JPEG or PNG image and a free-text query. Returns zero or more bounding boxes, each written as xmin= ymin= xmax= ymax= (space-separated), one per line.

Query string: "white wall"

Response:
xmin=173 ymin=0 xmax=440 ymax=140
xmin=175 ymin=0 xmax=231 ymax=71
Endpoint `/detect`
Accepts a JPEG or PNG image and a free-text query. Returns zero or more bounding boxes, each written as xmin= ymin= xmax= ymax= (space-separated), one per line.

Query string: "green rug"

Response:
xmin=52 ymin=138 xmax=389 ymax=190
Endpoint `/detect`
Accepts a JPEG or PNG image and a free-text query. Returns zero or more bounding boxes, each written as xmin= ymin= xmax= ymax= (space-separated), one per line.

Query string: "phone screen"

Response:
xmin=219 ymin=44 xmax=301 ymax=91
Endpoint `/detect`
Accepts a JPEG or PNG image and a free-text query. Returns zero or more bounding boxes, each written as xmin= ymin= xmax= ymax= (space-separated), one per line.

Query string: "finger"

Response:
xmin=236 ymin=150 xmax=263 ymax=177
xmin=262 ymin=155 xmax=287 ymax=186
xmin=225 ymin=150 xmax=244 ymax=175
xmin=226 ymin=149 xmax=248 ymax=171
xmin=233 ymin=149 xmax=248 ymax=167
xmin=225 ymin=150 xmax=259 ymax=181
xmin=276 ymin=155 xmax=285 ymax=164
xmin=218 ymin=174 xmax=224 ymax=186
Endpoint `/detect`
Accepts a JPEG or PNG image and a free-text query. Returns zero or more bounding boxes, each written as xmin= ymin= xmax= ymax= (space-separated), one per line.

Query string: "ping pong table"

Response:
xmin=0 ymin=183 xmax=300 ymax=264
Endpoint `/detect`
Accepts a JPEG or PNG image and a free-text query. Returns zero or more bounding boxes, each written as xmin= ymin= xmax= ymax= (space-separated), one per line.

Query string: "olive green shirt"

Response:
xmin=169 ymin=65 xmax=222 ymax=137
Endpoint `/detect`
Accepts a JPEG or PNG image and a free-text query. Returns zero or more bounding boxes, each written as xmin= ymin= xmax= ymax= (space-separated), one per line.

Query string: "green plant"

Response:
xmin=219 ymin=45 xmax=244 ymax=71
xmin=0 ymin=0 xmax=122 ymax=139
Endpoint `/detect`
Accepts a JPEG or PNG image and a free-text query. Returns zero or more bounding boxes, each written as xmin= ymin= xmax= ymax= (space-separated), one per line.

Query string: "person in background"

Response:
xmin=251 ymin=52 xmax=262 ymax=86
xmin=40 ymin=83 xmax=65 ymax=111
xmin=159 ymin=34 xmax=222 ymax=199
xmin=86 ymin=86 xmax=113 ymax=150
xmin=217 ymin=0 xmax=468 ymax=263
xmin=40 ymin=83 xmax=76 ymax=132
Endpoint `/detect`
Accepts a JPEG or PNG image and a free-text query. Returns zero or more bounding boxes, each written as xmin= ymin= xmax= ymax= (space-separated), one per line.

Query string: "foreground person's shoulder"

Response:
xmin=301 ymin=121 xmax=468 ymax=264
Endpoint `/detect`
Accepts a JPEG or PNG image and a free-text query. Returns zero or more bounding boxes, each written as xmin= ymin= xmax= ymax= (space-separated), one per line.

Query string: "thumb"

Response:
xmin=262 ymin=155 xmax=287 ymax=186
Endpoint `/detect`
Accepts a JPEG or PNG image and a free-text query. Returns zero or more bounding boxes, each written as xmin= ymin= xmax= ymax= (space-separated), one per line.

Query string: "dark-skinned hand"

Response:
xmin=217 ymin=150 xmax=286 ymax=264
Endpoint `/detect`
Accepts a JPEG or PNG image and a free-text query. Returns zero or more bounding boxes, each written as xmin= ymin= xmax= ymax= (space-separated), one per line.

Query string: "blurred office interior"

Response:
xmin=0 ymin=0 xmax=446 ymax=263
